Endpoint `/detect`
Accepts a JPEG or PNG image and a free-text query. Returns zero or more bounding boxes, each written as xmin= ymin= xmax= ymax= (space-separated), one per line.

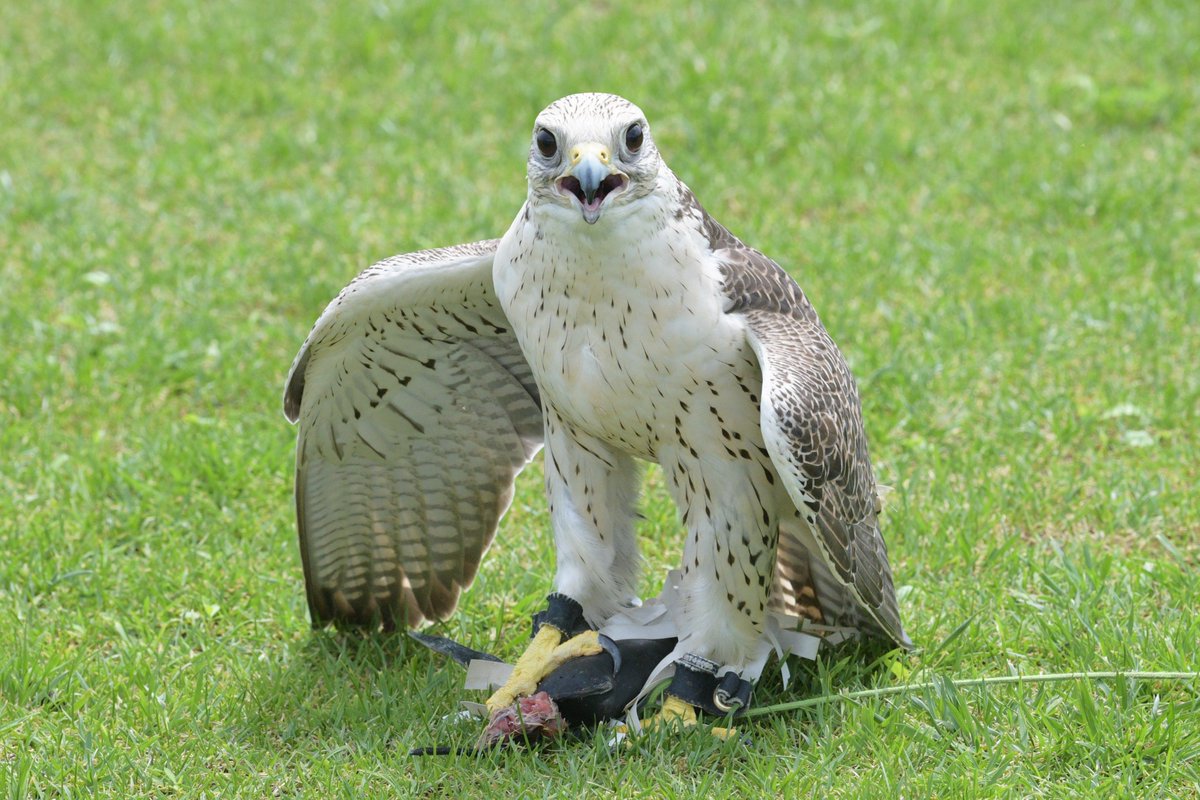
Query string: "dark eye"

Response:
xmin=625 ymin=123 xmax=644 ymax=153
xmin=535 ymin=128 xmax=557 ymax=158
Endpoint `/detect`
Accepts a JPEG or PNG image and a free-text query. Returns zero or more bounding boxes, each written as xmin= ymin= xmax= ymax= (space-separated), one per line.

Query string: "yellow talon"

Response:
xmin=642 ymin=695 xmax=697 ymax=730
xmin=485 ymin=628 xmax=603 ymax=713
xmin=550 ymin=629 xmax=603 ymax=662
xmin=639 ymin=696 xmax=737 ymax=739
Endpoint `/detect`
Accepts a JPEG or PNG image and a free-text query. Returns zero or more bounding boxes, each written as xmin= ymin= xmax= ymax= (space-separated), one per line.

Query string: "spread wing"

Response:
xmin=688 ymin=190 xmax=910 ymax=648
xmin=283 ymin=240 xmax=542 ymax=630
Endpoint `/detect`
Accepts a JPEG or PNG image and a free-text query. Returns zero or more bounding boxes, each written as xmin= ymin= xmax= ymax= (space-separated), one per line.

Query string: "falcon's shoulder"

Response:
xmin=284 ymin=239 xmax=543 ymax=630
xmin=284 ymin=239 xmax=506 ymax=420
xmin=678 ymin=187 xmax=909 ymax=647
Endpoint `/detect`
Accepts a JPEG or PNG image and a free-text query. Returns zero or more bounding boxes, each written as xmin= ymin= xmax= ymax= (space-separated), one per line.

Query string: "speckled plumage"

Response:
xmin=284 ymin=93 xmax=909 ymax=670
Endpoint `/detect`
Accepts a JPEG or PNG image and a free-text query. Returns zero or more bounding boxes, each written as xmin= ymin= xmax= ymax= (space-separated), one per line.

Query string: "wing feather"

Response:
xmin=746 ymin=304 xmax=910 ymax=647
xmin=680 ymin=187 xmax=910 ymax=647
xmin=284 ymin=240 xmax=542 ymax=629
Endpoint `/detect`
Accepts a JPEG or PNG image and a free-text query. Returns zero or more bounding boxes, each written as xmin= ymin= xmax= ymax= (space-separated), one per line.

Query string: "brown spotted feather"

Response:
xmin=284 ymin=241 xmax=543 ymax=630
xmin=681 ymin=188 xmax=910 ymax=647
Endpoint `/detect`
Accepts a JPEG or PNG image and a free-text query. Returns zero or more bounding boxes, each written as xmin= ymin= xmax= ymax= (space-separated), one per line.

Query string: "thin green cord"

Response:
xmin=744 ymin=671 xmax=1200 ymax=719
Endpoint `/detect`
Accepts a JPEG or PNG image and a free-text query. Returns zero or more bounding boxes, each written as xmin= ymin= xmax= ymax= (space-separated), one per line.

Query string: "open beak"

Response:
xmin=556 ymin=142 xmax=628 ymax=224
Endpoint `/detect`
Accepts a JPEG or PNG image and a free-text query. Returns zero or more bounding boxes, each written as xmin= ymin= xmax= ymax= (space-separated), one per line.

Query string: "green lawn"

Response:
xmin=3 ymin=0 xmax=1198 ymax=796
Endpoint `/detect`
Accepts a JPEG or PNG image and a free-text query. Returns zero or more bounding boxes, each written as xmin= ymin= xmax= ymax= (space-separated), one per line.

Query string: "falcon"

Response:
xmin=284 ymin=93 xmax=910 ymax=728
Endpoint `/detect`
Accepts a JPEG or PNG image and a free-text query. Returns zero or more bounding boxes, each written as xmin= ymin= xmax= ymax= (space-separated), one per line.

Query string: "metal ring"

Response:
xmin=713 ymin=690 xmax=736 ymax=713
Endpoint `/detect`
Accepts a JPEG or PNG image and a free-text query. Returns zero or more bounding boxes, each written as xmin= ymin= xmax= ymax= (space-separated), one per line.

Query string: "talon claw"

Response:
xmin=485 ymin=629 xmax=603 ymax=713
xmin=486 ymin=626 xmax=564 ymax=712
xmin=635 ymin=697 xmax=740 ymax=742
xmin=641 ymin=695 xmax=698 ymax=732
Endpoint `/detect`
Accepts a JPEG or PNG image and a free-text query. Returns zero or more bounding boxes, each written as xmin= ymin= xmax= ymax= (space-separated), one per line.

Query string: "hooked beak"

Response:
xmin=556 ymin=142 xmax=628 ymax=224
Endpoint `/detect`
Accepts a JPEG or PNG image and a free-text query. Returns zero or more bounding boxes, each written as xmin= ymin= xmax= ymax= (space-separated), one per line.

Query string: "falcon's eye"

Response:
xmin=535 ymin=128 xmax=557 ymax=158
xmin=625 ymin=123 xmax=644 ymax=153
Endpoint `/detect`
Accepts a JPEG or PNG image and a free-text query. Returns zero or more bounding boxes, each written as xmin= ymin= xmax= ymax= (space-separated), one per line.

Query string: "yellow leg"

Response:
xmin=485 ymin=627 xmax=603 ymax=713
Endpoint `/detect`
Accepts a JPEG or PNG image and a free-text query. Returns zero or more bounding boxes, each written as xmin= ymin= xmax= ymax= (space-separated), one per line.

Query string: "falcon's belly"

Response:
xmin=494 ymin=213 xmax=760 ymax=462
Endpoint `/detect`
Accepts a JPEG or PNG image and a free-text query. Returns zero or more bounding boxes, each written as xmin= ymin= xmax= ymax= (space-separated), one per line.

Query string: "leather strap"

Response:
xmin=531 ymin=593 xmax=591 ymax=638
xmin=665 ymin=659 xmax=753 ymax=717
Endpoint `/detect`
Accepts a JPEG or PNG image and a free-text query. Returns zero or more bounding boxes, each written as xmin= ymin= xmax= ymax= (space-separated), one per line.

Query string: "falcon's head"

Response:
xmin=525 ymin=93 xmax=664 ymax=225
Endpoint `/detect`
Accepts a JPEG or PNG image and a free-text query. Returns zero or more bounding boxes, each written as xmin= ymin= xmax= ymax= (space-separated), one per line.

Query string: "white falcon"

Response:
xmin=284 ymin=93 xmax=910 ymax=724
